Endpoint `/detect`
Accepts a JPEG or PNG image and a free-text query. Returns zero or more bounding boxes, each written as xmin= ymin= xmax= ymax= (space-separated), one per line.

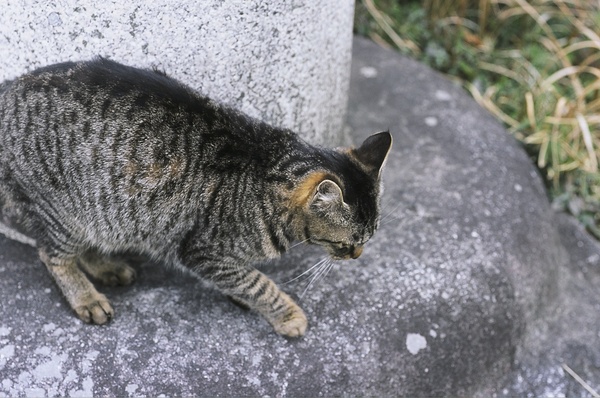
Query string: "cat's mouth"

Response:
xmin=330 ymin=245 xmax=363 ymax=260
xmin=309 ymin=238 xmax=364 ymax=260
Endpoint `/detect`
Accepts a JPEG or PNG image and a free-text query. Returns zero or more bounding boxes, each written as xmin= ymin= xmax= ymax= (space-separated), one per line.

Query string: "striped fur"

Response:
xmin=0 ymin=59 xmax=392 ymax=337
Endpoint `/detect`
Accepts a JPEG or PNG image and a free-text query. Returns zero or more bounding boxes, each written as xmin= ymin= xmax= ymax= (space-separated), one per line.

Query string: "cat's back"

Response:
xmin=0 ymin=58 xmax=220 ymax=132
xmin=0 ymin=79 xmax=14 ymax=96
xmin=0 ymin=59 xmax=306 ymax=254
xmin=0 ymin=60 xmax=229 ymax=248
xmin=0 ymin=58 xmax=295 ymax=168
xmin=6 ymin=58 xmax=199 ymax=104
xmin=0 ymin=59 xmax=196 ymax=184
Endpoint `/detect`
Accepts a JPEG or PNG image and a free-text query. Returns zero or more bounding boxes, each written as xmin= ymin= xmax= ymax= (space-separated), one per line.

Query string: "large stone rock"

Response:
xmin=496 ymin=213 xmax=600 ymax=397
xmin=1 ymin=37 xmax=599 ymax=397
xmin=345 ymin=37 xmax=561 ymax=395
xmin=0 ymin=0 xmax=354 ymax=145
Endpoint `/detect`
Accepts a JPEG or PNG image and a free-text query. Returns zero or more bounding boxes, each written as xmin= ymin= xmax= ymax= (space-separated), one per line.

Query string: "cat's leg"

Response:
xmin=78 ymin=249 xmax=137 ymax=287
xmin=192 ymin=261 xmax=307 ymax=337
xmin=218 ymin=267 xmax=307 ymax=337
xmin=39 ymin=248 xmax=114 ymax=325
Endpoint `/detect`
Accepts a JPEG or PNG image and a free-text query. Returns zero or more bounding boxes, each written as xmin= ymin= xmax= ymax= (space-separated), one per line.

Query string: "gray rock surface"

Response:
xmin=0 ymin=0 xmax=354 ymax=145
xmin=497 ymin=213 xmax=600 ymax=397
xmin=0 ymin=37 xmax=599 ymax=397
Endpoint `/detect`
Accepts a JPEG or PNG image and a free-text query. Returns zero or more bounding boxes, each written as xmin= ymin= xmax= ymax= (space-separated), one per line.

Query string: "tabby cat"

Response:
xmin=0 ymin=59 xmax=391 ymax=337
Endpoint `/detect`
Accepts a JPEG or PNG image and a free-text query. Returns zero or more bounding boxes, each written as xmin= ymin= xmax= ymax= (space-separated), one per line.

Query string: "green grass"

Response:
xmin=355 ymin=0 xmax=600 ymax=238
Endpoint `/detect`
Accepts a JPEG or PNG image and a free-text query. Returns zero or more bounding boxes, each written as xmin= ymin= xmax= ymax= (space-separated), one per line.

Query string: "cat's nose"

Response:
xmin=350 ymin=245 xmax=363 ymax=259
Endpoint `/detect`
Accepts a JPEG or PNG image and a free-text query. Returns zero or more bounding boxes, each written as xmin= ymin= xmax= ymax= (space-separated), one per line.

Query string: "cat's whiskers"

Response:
xmin=300 ymin=258 xmax=334 ymax=299
xmin=377 ymin=204 xmax=404 ymax=230
xmin=282 ymin=257 xmax=329 ymax=285
xmin=379 ymin=200 xmax=403 ymax=223
xmin=288 ymin=238 xmax=310 ymax=251
xmin=381 ymin=214 xmax=403 ymax=227
xmin=379 ymin=198 xmax=396 ymax=213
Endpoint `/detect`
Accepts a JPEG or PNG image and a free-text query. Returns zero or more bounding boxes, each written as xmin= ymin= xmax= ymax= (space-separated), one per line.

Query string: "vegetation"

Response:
xmin=355 ymin=0 xmax=600 ymax=238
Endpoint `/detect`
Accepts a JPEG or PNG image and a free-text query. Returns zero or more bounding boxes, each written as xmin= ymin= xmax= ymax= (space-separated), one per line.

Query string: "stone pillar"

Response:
xmin=0 ymin=1 xmax=354 ymax=146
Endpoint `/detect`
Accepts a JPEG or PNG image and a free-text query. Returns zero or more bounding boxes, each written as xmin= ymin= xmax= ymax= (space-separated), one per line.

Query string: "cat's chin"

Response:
xmin=329 ymin=253 xmax=361 ymax=261
xmin=330 ymin=255 xmax=349 ymax=261
xmin=328 ymin=245 xmax=364 ymax=261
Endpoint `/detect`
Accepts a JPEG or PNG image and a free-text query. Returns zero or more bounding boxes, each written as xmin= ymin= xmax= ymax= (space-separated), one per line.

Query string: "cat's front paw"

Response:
xmin=74 ymin=293 xmax=114 ymax=325
xmin=272 ymin=305 xmax=308 ymax=337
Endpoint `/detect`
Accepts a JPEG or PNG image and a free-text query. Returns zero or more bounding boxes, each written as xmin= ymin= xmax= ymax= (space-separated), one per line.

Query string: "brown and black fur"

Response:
xmin=0 ymin=58 xmax=391 ymax=337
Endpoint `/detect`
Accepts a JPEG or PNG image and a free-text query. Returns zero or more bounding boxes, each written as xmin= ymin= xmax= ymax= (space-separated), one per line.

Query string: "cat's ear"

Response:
xmin=351 ymin=131 xmax=393 ymax=178
xmin=310 ymin=179 xmax=344 ymax=210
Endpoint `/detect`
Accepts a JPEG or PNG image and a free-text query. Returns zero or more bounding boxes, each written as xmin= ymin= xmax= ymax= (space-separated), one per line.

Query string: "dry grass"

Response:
xmin=357 ymin=0 xmax=600 ymax=237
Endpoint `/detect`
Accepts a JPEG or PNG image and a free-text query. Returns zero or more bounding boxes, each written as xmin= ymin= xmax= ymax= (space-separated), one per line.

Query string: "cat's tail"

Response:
xmin=0 ymin=221 xmax=36 ymax=247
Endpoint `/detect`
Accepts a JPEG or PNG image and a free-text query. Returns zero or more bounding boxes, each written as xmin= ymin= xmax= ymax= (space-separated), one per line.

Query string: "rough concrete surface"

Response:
xmin=1 ymin=37 xmax=599 ymax=396
xmin=0 ymin=0 xmax=354 ymax=145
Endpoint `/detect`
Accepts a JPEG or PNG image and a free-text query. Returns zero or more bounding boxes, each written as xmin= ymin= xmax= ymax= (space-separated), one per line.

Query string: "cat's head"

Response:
xmin=291 ymin=132 xmax=392 ymax=260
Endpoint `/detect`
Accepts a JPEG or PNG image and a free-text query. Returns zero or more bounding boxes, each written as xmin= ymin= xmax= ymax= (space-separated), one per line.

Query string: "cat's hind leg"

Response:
xmin=39 ymin=249 xmax=114 ymax=324
xmin=78 ymin=249 xmax=137 ymax=287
